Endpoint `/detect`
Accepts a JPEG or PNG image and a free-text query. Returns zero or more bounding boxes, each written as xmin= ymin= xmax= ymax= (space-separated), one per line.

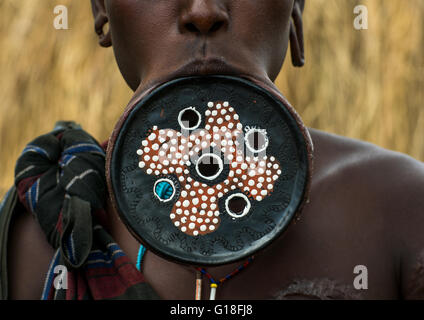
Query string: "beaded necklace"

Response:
xmin=136 ymin=245 xmax=254 ymax=300
xmin=195 ymin=256 xmax=255 ymax=300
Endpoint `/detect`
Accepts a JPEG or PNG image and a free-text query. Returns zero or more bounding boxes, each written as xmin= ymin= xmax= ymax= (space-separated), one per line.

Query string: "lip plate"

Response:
xmin=106 ymin=75 xmax=312 ymax=266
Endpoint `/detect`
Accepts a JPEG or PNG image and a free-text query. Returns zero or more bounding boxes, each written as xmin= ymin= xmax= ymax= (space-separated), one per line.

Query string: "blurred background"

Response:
xmin=0 ymin=0 xmax=423 ymax=197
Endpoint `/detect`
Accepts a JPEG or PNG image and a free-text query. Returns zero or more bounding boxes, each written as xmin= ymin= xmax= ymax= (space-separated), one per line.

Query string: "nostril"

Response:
xmin=181 ymin=8 xmax=228 ymax=35
xmin=185 ymin=22 xmax=200 ymax=33
xmin=209 ymin=21 xmax=224 ymax=33
xmin=184 ymin=20 xmax=224 ymax=34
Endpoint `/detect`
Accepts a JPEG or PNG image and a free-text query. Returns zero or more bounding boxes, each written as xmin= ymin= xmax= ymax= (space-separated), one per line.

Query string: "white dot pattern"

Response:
xmin=137 ymin=101 xmax=282 ymax=236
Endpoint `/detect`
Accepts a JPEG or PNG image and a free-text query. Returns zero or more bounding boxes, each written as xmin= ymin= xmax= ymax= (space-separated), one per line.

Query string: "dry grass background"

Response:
xmin=0 ymin=0 xmax=423 ymax=197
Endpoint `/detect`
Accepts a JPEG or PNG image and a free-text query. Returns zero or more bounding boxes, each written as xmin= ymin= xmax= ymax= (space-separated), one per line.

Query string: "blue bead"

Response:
xmin=136 ymin=245 xmax=146 ymax=271
xmin=155 ymin=180 xmax=174 ymax=200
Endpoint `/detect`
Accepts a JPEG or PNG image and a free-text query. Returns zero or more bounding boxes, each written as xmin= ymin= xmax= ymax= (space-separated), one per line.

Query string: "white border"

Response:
xmin=195 ymin=153 xmax=224 ymax=181
xmin=153 ymin=178 xmax=176 ymax=202
xmin=178 ymin=107 xmax=202 ymax=130
xmin=225 ymin=193 xmax=251 ymax=219
xmin=244 ymin=128 xmax=269 ymax=153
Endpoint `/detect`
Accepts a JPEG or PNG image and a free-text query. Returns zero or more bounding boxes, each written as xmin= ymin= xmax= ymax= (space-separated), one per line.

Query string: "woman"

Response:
xmin=2 ymin=0 xmax=424 ymax=299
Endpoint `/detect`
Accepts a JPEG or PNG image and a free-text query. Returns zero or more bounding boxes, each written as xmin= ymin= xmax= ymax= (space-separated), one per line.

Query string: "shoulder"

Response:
xmin=309 ymin=128 xmax=424 ymax=298
xmin=309 ymin=128 xmax=424 ymax=194
xmin=309 ymin=128 xmax=424 ymax=225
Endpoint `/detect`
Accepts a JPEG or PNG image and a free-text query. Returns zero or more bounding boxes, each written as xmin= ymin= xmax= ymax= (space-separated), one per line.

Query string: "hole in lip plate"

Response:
xmin=225 ymin=193 xmax=251 ymax=219
xmin=154 ymin=178 xmax=176 ymax=202
xmin=195 ymin=153 xmax=224 ymax=181
xmin=178 ymin=107 xmax=202 ymax=130
xmin=245 ymin=128 xmax=269 ymax=153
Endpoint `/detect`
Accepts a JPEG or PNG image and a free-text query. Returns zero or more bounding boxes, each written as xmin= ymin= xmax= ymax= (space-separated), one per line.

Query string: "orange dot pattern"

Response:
xmin=137 ymin=101 xmax=282 ymax=236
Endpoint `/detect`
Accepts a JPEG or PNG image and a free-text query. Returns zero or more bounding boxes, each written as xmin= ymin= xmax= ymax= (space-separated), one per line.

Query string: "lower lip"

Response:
xmin=180 ymin=59 xmax=239 ymax=77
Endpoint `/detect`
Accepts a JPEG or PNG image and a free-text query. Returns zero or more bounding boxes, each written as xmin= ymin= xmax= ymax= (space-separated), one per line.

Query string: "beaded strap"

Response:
xmin=136 ymin=245 xmax=147 ymax=271
xmin=196 ymin=256 xmax=255 ymax=300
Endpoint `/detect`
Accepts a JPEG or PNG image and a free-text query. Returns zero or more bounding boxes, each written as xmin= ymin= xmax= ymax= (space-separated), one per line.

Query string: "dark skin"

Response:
xmin=7 ymin=0 xmax=424 ymax=299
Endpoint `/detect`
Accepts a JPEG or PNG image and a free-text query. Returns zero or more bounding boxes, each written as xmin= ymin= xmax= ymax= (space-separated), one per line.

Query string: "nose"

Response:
xmin=179 ymin=0 xmax=229 ymax=36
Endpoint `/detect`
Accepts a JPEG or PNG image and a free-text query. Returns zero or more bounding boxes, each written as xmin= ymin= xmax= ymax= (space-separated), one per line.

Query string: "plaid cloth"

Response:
xmin=12 ymin=121 xmax=158 ymax=300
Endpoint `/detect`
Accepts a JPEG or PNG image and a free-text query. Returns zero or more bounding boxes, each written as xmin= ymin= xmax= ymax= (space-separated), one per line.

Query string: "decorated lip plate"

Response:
xmin=106 ymin=76 xmax=312 ymax=266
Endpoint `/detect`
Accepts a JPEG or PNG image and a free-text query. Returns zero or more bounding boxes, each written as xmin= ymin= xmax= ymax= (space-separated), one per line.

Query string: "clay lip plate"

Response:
xmin=106 ymin=75 xmax=313 ymax=266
